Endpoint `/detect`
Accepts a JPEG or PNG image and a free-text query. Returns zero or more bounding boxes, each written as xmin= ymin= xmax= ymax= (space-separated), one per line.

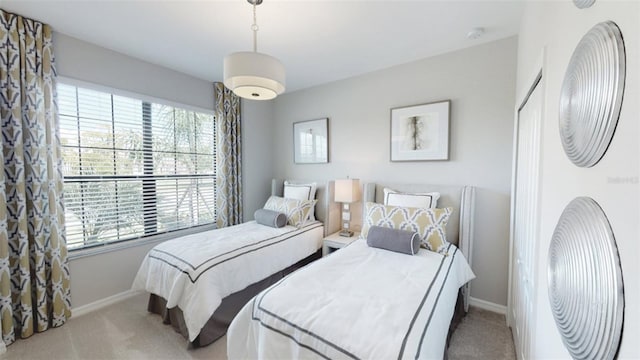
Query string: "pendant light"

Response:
xmin=223 ymin=0 xmax=285 ymax=100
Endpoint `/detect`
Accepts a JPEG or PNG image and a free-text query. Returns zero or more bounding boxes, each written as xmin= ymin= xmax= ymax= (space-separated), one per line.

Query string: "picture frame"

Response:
xmin=293 ymin=118 xmax=329 ymax=164
xmin=390 ymin=100 xmax=450 ymax=161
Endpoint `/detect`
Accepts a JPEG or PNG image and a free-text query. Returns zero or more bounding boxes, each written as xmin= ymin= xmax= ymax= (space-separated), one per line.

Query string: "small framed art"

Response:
xmin=390 ymin=100 xmax=450 ymax=161
xmin=293 ymin=118 xmax=329 ymax=164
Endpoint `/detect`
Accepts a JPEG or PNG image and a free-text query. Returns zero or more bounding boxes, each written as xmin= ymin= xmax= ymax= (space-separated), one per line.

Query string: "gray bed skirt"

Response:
xmin=445 ymin=291 xmax=466 ymax=359
xmin=146 ymin=248 xmax=467 ymax=353
xmin=147 ymin=249 xmax=322 ymax=348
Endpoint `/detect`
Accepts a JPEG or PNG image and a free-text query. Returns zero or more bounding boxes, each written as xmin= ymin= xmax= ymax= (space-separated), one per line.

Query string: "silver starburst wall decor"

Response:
xmin=559 ymin=21 xmax=625 ymax=168
xmin=548 ymin=197 xmax=624 ymax=360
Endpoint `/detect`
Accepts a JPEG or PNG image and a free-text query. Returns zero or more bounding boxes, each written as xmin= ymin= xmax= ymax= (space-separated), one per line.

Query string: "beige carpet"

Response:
xmin=449 ymin=306 xmax=516 ymax=360
xmin=3 ymin=293 xmax=227 ymax=360
xmin=3 ymin=293 xmax=515 ymax=359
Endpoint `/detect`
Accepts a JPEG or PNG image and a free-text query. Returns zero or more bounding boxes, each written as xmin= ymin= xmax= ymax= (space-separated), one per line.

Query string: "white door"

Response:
xmin=509 ymin=73 xmax=543 ymax=360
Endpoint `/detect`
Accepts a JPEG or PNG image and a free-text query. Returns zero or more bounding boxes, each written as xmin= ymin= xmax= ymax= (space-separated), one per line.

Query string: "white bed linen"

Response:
xmin=132 ymin=221 xmax=323 ymax=341
xmin=227 ymin=238 xmax=475 ymax=359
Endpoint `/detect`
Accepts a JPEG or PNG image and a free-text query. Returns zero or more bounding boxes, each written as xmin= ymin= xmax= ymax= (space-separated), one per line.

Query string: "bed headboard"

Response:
xmin=363 ymin=182 xmax=476 ymax=311
xmin=271 ymin=179 xmax=340 ymax=237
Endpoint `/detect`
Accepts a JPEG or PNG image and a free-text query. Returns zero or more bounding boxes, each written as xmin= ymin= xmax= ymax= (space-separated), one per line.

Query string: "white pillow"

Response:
xmin=284 ymin=181 xmax=318 ymax=221
xmin=383 ymin=187 xmax=440 ymax=209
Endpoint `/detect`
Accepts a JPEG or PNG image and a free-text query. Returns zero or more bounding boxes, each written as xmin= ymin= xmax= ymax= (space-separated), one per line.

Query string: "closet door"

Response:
xmin=509 ymin=73 xmax=542 ymax=360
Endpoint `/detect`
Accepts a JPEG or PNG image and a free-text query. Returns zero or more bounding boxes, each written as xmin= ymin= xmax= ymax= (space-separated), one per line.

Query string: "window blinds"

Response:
xmin=57 ymin=83 xmax=216 ymax=250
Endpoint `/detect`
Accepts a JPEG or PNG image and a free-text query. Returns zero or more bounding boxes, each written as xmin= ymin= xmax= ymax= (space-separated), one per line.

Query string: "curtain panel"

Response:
xmin=0 ymin=9 xmax=71 ymax=347
xmin=214 ymin=83 xmax=243 ymax=228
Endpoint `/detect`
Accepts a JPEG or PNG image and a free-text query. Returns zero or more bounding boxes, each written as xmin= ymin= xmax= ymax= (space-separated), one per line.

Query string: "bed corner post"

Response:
xmin=460 ymin=186 xmax=476 ymax=312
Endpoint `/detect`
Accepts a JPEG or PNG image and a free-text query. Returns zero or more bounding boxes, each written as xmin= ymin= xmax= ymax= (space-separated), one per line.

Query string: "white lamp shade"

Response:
xmin=223 ymin=51 xmax=286 ymax=100
xmin=334 ymin=179 xmax=361 ymax=203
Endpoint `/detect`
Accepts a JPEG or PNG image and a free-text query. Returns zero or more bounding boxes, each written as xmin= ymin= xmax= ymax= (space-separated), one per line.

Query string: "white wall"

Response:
xmin=516 ymin=1 xmax=639 ymax=358
xmin=270 ymin=37 xmax=518 ymax=306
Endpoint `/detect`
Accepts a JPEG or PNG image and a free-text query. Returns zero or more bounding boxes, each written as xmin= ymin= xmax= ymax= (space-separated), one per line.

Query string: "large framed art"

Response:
xmin=390 ymin=100 xmax=450 ymax=161
xmin=293 ymin=118 xmax=329 ymax=164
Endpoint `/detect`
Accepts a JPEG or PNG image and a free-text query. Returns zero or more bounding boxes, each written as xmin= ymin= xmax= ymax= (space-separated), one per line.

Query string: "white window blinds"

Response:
xmin=58 ymin=83 xmax=216 ymax=250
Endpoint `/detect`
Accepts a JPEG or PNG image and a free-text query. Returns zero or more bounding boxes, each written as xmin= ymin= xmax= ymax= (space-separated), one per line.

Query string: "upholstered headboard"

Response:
xmin=270 ymin=179 xmax=340 ymax=237
xmin=362 ymin=182 xmax=476 ymax=310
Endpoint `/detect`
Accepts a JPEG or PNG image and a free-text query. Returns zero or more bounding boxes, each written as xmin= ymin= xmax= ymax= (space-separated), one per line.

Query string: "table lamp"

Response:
xmin=334 ymin=178 xmax=361 ymax=237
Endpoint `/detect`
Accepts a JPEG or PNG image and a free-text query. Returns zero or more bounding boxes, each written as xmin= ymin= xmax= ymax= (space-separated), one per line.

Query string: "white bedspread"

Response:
xmin=131 ymin=221 xmax=323 ymax=341
xmin=227 ymin=238 xmax=475 ymax=359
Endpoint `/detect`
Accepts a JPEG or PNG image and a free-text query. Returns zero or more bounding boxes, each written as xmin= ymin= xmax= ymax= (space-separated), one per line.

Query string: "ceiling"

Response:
xmin=1 ymin=0 xmax=525 ymax=93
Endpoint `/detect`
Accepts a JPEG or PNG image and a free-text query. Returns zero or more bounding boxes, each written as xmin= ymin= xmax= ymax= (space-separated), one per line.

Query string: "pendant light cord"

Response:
xmin=252 ymin=2 xmax=258 ymax=52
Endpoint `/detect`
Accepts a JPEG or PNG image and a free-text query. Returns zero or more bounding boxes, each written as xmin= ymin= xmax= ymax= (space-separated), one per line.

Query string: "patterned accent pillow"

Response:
xmin=263 ymin=196 xmax=317 ymax=227
xmin=361 ymin=202 xmax=453 ymax=254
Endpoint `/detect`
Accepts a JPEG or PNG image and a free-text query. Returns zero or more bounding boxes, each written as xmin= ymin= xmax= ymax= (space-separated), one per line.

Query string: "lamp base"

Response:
xmin=339 ymin=230 xmax=354 ymax=237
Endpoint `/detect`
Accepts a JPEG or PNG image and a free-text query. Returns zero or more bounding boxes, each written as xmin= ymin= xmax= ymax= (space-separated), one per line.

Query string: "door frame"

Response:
xmin=507 ymin=48 xmax=546 ymax=360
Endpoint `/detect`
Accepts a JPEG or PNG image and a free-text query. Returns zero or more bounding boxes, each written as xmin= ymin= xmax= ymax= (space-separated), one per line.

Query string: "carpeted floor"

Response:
xmin=3 ymin=293 xmax=515 ymax=359
xmin=448 ymin=306 xmax=516 ymax=360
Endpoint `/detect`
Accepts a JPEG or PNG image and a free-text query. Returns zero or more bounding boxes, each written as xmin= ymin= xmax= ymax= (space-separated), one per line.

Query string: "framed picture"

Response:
xmin=293 ymin=118 xmax=329 ymax=164
xmin=390 ymin=100 xmax=450 ymax=161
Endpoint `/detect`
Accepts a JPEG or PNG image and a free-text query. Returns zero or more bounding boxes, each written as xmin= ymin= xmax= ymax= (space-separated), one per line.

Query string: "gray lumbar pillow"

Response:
xmin=366 ymin=226 xmax=420 ymax=255
xmin=255 ymin=209 xmax=287 ymax=228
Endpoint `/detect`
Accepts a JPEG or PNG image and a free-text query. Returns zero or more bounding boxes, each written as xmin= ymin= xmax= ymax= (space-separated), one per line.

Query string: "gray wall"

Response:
xmin=55 ymin=33 xmax=270 ymax=308
xmin=241 ymin=100 xmax=275 ymax=221
xmin=54 ymin=33 xmax=213 ymax=110
xmin=515 ymin=2 xmax=639 ymax=358
xmin=270 ymin=37 xmax=518 ymax=306
xmin=56 ymin=33 xmax=213 ymax=308
xmin=58 ymin=32 xmax=517 ymax=309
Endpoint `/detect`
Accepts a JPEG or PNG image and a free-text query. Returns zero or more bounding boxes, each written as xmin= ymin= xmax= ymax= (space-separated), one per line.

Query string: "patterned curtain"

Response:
xmin=0 ymin=9 xmax=71 ymax=347
xmin=214 ymin=82 xmax=243 ymax=227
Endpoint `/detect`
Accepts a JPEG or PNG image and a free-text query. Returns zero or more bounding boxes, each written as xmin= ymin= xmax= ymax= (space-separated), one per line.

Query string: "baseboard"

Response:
xmin=469 ymin=296 xmax=507 ymax=315
xmin=72 ymin=290 xmax=143 ymax=318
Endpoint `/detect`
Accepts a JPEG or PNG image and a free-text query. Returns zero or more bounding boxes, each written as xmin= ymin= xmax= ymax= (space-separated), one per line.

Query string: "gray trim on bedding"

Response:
xmin=148 ymin=250 xmax=322 ymax=348
xmin=147 ymin=222 xmax=323 ymax=283
xmin=250 ymin=244 xmax=460 ymax=359
xmin=363 ymin=183 xmax=475 ymax=312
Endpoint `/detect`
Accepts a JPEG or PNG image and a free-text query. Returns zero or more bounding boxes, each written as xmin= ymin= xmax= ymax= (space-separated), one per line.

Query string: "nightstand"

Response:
xmin=322 ymin=231 xmax=360 ymax=256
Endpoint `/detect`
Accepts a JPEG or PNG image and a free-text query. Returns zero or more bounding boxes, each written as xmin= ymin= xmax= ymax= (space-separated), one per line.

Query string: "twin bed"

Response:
xmin=132 ymin=179 xmax=333 ymax=346
xmin=133 ymin=180 xmax=476 ymax=358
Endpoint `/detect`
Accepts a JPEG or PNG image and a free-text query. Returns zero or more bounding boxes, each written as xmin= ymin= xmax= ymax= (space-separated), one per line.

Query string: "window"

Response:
xmin=58 ymin=83 xmax=216 ymax=250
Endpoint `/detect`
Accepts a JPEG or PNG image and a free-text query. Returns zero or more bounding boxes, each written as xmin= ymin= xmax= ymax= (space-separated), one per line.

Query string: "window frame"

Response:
xmin=58 ymin=77 xmax=217 ymax=258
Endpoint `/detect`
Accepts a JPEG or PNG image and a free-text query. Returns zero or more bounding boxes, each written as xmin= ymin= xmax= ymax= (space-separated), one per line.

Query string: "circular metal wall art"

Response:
xmin=548 ymin=197 xmax=624 ymax=360
xmin=559 ymin=21 xmax=626 ymax=168
xmin=573 ymin=0 xmax=596 ymax=9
